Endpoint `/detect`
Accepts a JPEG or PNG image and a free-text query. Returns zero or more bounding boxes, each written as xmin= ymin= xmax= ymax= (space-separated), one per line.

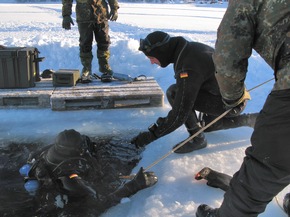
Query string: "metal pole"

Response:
xmin=120 ymin=78 xmax=274 ymax=178
xmin=144 ymin=78 xmax=274 ymax=172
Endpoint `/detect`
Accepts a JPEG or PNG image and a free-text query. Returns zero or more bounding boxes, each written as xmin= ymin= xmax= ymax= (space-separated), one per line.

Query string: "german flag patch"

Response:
xmin=69 ymin=174 xmax=79 ymax=179
xmin=180 ymin=72 xmax=188 ymax=78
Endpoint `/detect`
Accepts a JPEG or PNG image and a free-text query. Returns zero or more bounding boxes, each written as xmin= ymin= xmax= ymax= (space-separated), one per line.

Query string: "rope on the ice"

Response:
xmin=143 ymin=77 xmax=275 ymax=172
xmin=119 ymin=78 xmax=274 ymax=180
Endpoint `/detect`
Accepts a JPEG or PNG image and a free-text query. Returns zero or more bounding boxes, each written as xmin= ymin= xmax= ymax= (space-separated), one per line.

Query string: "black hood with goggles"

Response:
xmin=139 ymin=31 xmax=173 ymax=68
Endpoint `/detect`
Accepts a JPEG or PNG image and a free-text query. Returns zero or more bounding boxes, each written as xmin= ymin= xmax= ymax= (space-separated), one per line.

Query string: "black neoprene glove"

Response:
xmin=131 ymin=131 xmax=157 ymax=148
xmin=132 ymin=167 xmax=158 ymax=189
xmin=156 ymin=117 xmax=166 ymax=125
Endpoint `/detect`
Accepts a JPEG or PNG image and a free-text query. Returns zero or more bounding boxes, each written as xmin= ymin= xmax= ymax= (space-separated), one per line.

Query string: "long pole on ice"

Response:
xmin=119 ymin=78 xmax=274 ymax=179
xmin=144 ymin=77 xmax=274 ymax=172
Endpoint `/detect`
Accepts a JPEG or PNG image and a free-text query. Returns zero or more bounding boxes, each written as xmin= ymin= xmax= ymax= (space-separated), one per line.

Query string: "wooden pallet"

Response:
xmin=0 ymin=79 xmax=53 ymax=108
xmin=0 ymin=77 xmax=164 ymax=110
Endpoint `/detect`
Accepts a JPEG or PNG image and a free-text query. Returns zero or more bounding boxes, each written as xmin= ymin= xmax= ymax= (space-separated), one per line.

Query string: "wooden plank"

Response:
xmin=50 ymin=78 xmax=164 ymax=110
xmin=0 ymin=79 xmax=54 ymax=108
xmin=0 ymin=77 xmax=164 ymax=110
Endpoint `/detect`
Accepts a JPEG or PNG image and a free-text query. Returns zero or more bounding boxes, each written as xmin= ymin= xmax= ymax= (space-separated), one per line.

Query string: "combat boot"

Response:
xmin=195 ymin=167 xmax=231 ymax=191
xmin=97 ymin=50 xmax=114 ymax=82
xmin=173 ymin=126 xmax=207 ymax=154
xmin=283 ymin=193 xmax=290 ymax=215
xmin=80 ymin=52 xmax=93 ymax=83
xmin=196 ymin=204 xmax=220 ymax=217
xmin=203 ymin=113 xmax=259 ymax=132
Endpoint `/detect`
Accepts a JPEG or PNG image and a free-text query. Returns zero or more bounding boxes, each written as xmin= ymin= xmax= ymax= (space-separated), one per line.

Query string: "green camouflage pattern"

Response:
xmin=80 ymin=51 xmax=93 ymax=75
xmin=97 ymin=50 xmax=112 ymax=74
xmin=62 ymin=0 xmax=119 ymax=24
xmin=213 ymin=0 xmax=290 ymax=101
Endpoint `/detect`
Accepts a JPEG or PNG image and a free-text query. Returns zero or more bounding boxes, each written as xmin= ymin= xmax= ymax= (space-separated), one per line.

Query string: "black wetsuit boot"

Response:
xmin=173 ymin=112 xmax=207 ymax=154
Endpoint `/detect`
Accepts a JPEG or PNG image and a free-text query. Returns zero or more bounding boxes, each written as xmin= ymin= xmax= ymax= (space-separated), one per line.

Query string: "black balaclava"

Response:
xmin=139 ymin=31 xmax=175 ymax=68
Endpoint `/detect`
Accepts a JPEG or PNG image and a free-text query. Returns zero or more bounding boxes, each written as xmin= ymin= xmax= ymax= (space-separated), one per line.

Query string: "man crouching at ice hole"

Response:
xmin=19 ymin=129 xmax=157 ymax=216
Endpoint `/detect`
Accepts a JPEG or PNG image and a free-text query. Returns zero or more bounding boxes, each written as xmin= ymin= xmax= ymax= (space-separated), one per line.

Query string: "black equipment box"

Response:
xmin=53 ymin=69 xmax=80 ymax=87
xmin=0 ymin=46 xmax=44 ymax=89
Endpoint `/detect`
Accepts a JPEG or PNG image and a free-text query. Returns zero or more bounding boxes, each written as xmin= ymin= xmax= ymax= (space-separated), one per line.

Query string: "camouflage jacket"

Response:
xmin=62 ymin=0 xmax=119 ymax=24
xmin=213 ymin=0 xmax=290 ymax=101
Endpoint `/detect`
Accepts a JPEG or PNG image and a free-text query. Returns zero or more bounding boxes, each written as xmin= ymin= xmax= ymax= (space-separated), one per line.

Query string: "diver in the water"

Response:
xmin=19 ymin=129 xmax=157 ymax=216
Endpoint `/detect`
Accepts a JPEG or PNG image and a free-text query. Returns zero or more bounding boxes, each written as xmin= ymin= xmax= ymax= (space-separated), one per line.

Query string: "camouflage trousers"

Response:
xmin=78 ymin=21 xmax=111 ymax=53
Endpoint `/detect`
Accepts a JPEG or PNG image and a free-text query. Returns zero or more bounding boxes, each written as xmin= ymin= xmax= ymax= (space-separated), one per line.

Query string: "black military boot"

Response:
xmin=80 ymin=52 xmax=93 ymax=83
xmin=283 ymin=193 xmax=290 ymax=216
xmin=173 ymin=127 xmax=207 ymax=154
xmin=195 ymin=167 xmax=232 ymax=192
xmin=203 ymin=113 xmax=259 ymax=132
xmin=97 ymin=50 xmax=114 ymax=82
xmin=196 ymin=204 xmax=220 ymax=217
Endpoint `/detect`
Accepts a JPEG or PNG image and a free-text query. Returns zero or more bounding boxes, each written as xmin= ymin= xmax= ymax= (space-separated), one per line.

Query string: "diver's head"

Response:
xmin=55 ymin=129 xmax=84 ymax=155
xmin=46 ymin=129 xmax=88 ymax=165
xmin=20 ymin=130 xmax=94 ymax=196
xmin=139 ymin=31 xmax=171 ymax=68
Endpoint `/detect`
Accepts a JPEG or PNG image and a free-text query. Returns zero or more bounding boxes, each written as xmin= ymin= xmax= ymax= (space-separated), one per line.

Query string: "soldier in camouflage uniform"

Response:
xmin=62 ymin=0 xmax=119 ymax=82
xmin=196 ymin=1 xmax=290 ymax=217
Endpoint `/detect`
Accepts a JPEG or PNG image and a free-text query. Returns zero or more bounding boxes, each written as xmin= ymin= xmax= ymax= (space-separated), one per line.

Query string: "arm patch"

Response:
xmin=180 ymin=72 xmax=188 ymax=78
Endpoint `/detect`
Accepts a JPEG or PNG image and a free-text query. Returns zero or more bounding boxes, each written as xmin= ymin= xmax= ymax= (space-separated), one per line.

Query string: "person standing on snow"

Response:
xmin=196 ymin=0 xmax=290 ymax=217
xmin=62 ymin=0 xmax=119 ymax=83
xmin=131 ymin=31 xmax=257 ymax=154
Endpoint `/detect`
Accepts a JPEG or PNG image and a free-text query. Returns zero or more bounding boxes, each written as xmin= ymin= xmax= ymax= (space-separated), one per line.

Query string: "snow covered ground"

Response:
xmin=0 ymin=2 xmax=287 ymax=217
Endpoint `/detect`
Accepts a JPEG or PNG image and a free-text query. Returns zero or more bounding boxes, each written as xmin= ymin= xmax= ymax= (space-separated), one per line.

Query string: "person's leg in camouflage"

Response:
xmin=94 ymin=21 xmax=113 ymax=82
xmin=80 ymin=51 xmax=93 ymax=82
xmin=97 ymin=49 xmax=113 ymax=75
xmin=78 ymin=22 xmax=94 ymax=83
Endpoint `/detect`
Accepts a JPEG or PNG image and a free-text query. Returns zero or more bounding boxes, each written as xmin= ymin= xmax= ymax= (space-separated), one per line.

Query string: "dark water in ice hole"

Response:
xmin=0 ymin=134 xmax=142 ymax=217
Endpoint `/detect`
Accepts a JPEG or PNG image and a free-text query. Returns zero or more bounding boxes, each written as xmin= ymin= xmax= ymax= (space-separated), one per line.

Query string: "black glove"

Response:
xmin=108 ymin=9 xmax=118 ymax=21
xmin=156 ymin=117 xmax=166 ymax=126
xmin=131 ymin=131 xmax=157 ymax=148
xmin=118 ymin=167 xmax=158 ymax=196
xmin=132 ymin=167 xmax=158 ymax=190
xmin=223 ymin=88 xmax=251 ymax=117
xmin=62 ymin=16 xmax=74 ymax=30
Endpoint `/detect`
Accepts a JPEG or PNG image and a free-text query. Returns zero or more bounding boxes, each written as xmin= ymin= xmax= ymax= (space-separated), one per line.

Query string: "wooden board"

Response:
xmin=0 ymin=79 xmax=53 ymax=108
xmin=51 ymin=78 xmax=164 ymax=110
xmin=0 ymin=77 xmax=164 ymax=110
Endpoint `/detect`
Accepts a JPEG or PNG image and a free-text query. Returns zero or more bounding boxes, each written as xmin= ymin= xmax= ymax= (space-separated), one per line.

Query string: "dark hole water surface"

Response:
xmin=0 ymin=134 xmax=142 ymax=217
